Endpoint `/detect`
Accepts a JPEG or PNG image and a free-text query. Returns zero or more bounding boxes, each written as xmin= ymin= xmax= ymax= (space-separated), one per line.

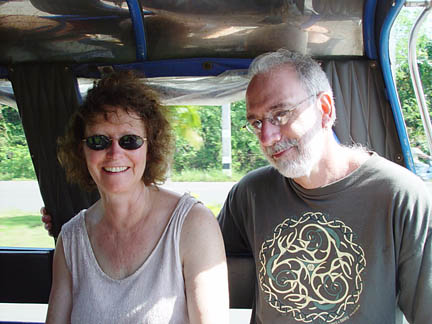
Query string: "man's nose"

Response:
xmin=259 ymin=120 xmax=281 ymax=146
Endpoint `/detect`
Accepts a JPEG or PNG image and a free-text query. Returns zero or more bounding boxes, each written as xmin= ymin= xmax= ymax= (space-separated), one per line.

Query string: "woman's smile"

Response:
xmin=103 ymin=166 xmax=129 ymax=173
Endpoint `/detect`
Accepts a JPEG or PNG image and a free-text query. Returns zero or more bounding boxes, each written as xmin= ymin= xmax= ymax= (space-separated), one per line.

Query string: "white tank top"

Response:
xmin=61 ymin=193 xmax=197 ymax=324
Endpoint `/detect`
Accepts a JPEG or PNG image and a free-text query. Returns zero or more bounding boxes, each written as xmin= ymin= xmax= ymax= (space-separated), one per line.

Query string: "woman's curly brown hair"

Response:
xmin=57 ymin=70 xmax=174 ymax=190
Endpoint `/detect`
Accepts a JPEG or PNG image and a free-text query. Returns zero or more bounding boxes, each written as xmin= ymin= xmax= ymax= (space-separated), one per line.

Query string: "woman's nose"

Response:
xmin=106 ymin=139 xmax=123 ymax=156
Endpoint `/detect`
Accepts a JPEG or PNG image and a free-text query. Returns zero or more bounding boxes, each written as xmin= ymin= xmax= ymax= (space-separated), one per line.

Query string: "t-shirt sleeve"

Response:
xmin=218 ymin=182 xmax=253 ymax=256
xmin=396 ymin=185 xmax=432 ymax=323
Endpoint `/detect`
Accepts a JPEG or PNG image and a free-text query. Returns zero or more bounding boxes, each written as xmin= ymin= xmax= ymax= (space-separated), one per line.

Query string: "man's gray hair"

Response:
xmin=248 ymin=49 xmax=333 ymax=98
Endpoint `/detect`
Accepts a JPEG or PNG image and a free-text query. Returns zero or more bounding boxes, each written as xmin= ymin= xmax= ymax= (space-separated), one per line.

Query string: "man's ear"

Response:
xmin=317 ymin=92 xmax=334 ymax=128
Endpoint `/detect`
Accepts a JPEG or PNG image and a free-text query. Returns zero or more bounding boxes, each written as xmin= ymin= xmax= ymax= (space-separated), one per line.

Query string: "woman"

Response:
xmin=45 ymin=71 xmax=229 ymax=323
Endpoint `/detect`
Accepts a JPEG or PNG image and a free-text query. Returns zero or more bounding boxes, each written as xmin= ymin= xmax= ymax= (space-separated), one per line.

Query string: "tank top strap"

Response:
xmin=168 ymin=193 xmax=200 ymax=242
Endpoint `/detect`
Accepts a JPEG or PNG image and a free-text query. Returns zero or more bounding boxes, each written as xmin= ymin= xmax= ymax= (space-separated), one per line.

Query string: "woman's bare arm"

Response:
xmin=45 ymin=235 xmax=73 ymax=324
xmin=180 ymin=203 xmax=229 ymax=324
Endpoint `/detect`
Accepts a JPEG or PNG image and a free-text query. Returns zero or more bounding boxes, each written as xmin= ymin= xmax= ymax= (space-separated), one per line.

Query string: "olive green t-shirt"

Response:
xmin=219 ymin=153 xmax=432 ymax=324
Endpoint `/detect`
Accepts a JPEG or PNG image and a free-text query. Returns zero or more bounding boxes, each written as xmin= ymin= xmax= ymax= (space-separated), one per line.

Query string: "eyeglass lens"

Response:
xmin=244 ymin=94 xmax=316 ymax=134
xmin=84 ymin=135 xmax=145 ymax=150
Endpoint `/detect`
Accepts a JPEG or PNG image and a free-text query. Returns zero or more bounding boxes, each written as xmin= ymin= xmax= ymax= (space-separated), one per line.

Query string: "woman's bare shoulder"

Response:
xmin=181 ymin=202 xmax=220 ymax=245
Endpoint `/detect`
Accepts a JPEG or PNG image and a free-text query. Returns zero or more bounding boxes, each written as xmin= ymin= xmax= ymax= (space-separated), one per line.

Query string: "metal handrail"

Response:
xmin=126 ymin=0 xmax=148 ymax=61
xmin=407 ymin=1 xmax=432 ymax=153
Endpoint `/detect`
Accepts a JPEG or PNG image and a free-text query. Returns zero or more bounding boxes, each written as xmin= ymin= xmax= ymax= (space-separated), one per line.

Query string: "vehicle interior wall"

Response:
xmin=0 ymin=248 xmax=53 ymax=304
xmin=323 ymin=59 xmax=403 ymax=164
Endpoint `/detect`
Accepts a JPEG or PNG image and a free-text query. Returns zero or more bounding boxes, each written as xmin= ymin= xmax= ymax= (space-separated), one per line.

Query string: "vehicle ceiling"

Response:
xmin=0 ymin=0 xmax=394 ymax=104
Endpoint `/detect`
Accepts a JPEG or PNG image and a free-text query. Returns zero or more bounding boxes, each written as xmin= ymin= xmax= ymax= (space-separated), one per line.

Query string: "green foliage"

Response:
xmin=173 ymin=106 xmax=222 ymax=172
xmin=169 ymin=106 xmax=203 ymax=149
xmin=0 ymin=144 xmax=36 ymax=180
xmin=392 ymin=9 xmax=432 ymax=155
xmin=0 ymin=105 xmax=26 ymax=144
xmin=171 ymin=102 xmax=268 ymax=175
xmin=195 ymin=107 xmax=223 ymax=169
xmin=0 ymin=105 xmax=36 ymax=180
xmin=230 ymin=101 xmax=268 ymax=172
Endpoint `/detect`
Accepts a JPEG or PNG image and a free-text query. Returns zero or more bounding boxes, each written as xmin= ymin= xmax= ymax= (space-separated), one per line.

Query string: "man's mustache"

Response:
xmin=264 ymin=138 xmax=299 ymax=156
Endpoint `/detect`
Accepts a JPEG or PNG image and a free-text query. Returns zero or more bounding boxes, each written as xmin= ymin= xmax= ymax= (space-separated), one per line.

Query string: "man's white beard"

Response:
xmin=263 ymin=123 xmax=323 ymax=179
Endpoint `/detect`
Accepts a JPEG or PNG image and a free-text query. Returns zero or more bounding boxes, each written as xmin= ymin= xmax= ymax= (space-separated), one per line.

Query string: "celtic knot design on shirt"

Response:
xmin=258 ymin=212 xmax=366 ymax=323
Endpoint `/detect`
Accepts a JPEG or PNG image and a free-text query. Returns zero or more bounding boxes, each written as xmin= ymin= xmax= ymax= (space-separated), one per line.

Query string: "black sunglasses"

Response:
xmin=82 ymin=134 xmax=147 ymax=151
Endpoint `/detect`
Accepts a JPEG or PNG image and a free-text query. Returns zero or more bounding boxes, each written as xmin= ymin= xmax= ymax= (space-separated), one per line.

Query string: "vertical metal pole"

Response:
xmin=408 ymin=2 xmax=432 ymax=154
xmin=221 ymin=103 xmax=232 ymax=176
xmin=379 ymin=0 xmax=415 ymax=170
xmin=126 ymin=0 xmax=148 ymax=61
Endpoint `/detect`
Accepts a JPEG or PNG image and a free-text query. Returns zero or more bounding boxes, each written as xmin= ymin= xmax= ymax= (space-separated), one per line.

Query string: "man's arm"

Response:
xmin=217 ymin=183 xmax=253 ymax=256
xmin=396 ymin=186 xmax=432 ymax=323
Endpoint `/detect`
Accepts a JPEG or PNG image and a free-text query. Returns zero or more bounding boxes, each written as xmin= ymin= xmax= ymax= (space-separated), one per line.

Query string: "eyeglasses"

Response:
xmin=243 ymin=94 xmax=316 ymax=134
xmin=83 ymin=134 xmax=147 ymax=151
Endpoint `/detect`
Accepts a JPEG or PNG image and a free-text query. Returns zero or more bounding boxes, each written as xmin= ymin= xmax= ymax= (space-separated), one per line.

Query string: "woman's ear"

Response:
xmin=317 ymin=92 xmax=334 ymax=129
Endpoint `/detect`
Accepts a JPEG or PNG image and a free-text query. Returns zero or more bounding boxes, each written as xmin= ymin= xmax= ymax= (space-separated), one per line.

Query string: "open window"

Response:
xmin=390 ymin=1 xmax=432 ymax=182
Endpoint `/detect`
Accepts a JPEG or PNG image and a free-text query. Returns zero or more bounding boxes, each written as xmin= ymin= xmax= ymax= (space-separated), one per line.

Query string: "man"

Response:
xmin=218 ymin=49 xmax=432 ymax=323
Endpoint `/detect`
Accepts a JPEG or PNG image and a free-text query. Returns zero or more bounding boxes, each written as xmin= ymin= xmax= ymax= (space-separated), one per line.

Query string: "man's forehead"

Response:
xmin=247 ymin=66 xmax=302 ymax=94
xmin=249 ymin=64 xmax=296 ymax=83
xmin=246 ymin=68 xmax=306 ymax=115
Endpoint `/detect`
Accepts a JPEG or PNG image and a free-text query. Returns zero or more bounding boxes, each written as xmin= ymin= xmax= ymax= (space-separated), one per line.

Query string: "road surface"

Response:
xmin=0 ymin=180 xmax=237 ymax=213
